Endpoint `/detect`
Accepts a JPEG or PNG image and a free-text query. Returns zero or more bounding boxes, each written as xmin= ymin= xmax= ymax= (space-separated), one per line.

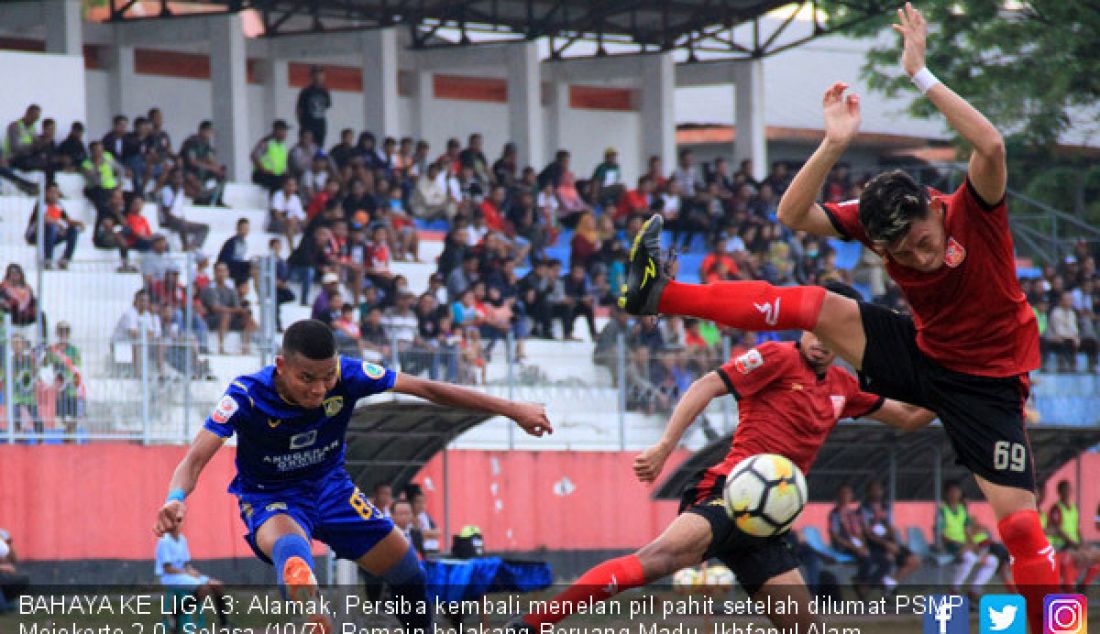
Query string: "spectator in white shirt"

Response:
xmin=1048 ymin=291 xmax=1087 ymax=372
xmin=158 ymin=168 xmax=209 ymax=250
xmin=112 ymin=289 xmax=163 ymax=374
xmin=411 ymin=162 xmax=452 ymax=221
xmin=269 ymin=176 xmax=305 ymax=248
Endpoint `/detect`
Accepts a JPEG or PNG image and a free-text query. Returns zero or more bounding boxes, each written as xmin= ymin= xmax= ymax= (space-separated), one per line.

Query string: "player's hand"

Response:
xmin=634 ymin=444 xmax=672 ymax=483
xmin=154 ymin=500 xmax=186 ymax=536
xmin=822 ymin=82 xmax=861 ymax=147
xmin=512 ymin=402 xmax=552 ymax=437
xmin=892 ymin=2 xmax=928 ymax=77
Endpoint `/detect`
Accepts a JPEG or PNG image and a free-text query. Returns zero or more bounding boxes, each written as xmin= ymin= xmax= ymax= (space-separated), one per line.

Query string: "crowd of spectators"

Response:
xmin=1025 ymin=241 xmax=1100 ymax=373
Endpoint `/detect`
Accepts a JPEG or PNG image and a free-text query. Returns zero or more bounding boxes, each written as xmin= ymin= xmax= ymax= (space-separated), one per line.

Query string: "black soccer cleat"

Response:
xmin=618 ymin=214 xmax=669 ymax=315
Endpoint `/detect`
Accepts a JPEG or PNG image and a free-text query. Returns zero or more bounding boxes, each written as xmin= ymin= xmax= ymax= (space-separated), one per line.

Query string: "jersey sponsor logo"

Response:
xmin=945 ymin=237 xmax=966 ymax=268
xmin=264 ymin=502 xmax=287 ymax=512
xmin=362 ymin=362 xmax=386 ymax=380
xmin=754 ymin=298 xmax=781 ymax=326
xmin=211 ymin=395 xmax=238 ymax=424
xmin=323 ymin=396 xmax=344 ymax=418
xmin=831 ymin=395 xmax=847 ymax=419
xmin=733 ymin=349 xmax=764 ymax=374
xmin=288 ymin=429 xmax=318 ymax=450
xmin=790 ymin=382 xmax=804 ymax=391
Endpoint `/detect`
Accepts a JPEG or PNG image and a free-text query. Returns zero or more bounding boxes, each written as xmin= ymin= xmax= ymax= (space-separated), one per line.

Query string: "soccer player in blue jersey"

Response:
xmin=153 ymin=319 xmax=552 ymax=631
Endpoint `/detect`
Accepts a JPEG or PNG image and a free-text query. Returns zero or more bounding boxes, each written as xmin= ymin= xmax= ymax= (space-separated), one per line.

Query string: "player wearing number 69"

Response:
xmin=512 ymin=283 xmax=935 ymax=634
xmin=153 ymin=319 xmax=552 ymax=633
xmin=618 ymin=4 xmax=1055 ymax=633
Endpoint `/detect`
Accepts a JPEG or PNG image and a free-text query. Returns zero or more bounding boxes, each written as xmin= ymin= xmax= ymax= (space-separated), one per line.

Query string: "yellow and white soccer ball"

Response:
xmin=723 ymin=453 xmax=808 ymax=537
xmin=671 ymin=566 xmax=703 ymax=594
xmin=702 ymin=564 xmax=735 ymax=593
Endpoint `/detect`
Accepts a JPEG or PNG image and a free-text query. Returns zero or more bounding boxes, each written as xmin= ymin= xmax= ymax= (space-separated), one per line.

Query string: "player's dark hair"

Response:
xmin=858 ymin=169 xmax=929 ymax=246
xmin=822 ymin=281 xmax=863 ymax=303
xmin=282 ymin=320 xmax=337 ymax=360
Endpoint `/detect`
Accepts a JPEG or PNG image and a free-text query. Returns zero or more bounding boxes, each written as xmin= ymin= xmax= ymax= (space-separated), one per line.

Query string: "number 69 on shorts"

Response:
xmin=993 ymin=441 xmax=1026 ymax=473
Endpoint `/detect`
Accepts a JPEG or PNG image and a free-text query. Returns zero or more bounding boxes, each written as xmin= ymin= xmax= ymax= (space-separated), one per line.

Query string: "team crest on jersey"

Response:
xmin=733 ymin=349 xmax=764 ymax=374
xmin=211 ymin=395 xmax=238 ymax=424
xmin=945 ymin=237 xmax=966 ymax=268
xmin=362 ymin=362 xmax=386 ymax=380
xmin=830 ymin=395 xmax=847 ymax=419
xmin=323 ymin=396 xmax=344 ymax=417
xmin=265 ymin=502 xmax=287 ymax=512
xmin=267 ymin=418 xmax=281 ymax=429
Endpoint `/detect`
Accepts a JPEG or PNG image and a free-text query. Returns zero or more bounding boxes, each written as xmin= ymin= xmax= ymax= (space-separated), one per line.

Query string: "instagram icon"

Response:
xmin=1045 ymin=595 xmax=1087 ymax=634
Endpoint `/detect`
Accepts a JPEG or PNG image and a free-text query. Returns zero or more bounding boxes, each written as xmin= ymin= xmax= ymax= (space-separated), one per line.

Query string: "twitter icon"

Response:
xmin=981 ymin=595 xmax=1027 ymax=634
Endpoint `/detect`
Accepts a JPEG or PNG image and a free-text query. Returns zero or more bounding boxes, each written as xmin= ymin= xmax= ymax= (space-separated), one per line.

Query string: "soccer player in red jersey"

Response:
xmin=618 ymin=6 xmax=1055 ymax=631
xmin=513 ymin=284 xmax=934 ymax=632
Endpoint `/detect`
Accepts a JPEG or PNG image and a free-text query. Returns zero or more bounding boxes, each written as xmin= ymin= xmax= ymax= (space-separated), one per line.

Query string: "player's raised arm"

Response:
xmin=392 ymin=373 xmax=552 ymax=437
xmin=867 ymin=399 xmax=937 ymax=432
xmin=774 ymin=82 xmax=857 ymax=237
xmin=154 ymin=429 xmax=225 ymax=536
xmin=894 ymin=3 xmax=1005 ymax=205
xmin=634 ymin=371 xmax=728 ymax=484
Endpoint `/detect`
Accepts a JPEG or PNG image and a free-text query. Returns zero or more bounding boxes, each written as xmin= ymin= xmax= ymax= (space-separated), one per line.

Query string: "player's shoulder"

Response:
xmin=340 ymin=355 xmax=390 ymax=381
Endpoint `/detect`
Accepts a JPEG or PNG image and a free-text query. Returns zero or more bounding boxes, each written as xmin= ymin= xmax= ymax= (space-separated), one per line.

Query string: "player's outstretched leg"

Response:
xmin=980 ymin=480 xmax=1059 ymax=634
xmin=619 ymin=214 xmax=827 ymax=331
xmin=514 ymin=513 xmax=710 ymax=631
xmin=357 ymin=530 xmax=431 ymax=632
xmin=272 ymin=533 xmax=335 ymax=634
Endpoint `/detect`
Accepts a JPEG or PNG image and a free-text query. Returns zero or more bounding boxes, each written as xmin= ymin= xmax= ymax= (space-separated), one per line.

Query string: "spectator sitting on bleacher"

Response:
xmin=200 ymin=262 xmax=255 ymax=355
xmin=251 ymin=119 xmax=290 ymax=192
xmin=46 ymin=320 xmax=85 ymax=436
xmin=311 ymin=272 xmax=342 ymax=322
xmin=391 ymin=500 xmax=426 ymax=559
xmin=1048 ymin=291 xmax=1088 ymax=373
xmin=359 ymin=306 xmax=390 ymax=363
xmin=616 ymin=176 xmax=656 ymax=227
xmin=355 ymin=131 xmax=387 ymax=171
xmin=268 ymin=176 xmax=305 ymax=247
xmin=158 ymin=168 xmax=210 ymax=250
xmin=150 ymin=265 xmax=210 ymax=354
xmin=301 ymin=154 xmax=335 ymax=205
xmin=492 ymin=142 xmax=518 ymax=188
xmin=26 ymin=182 xmax=83 ymax=270
xmin=589 ymin=147 xmax=624 ymax=207
xmin=101 ymin=115 xmax=128 ymax=160
xmin=288 ymin=128 xmax=319 ymax=182
xmin=860 ymin=479 xmax=920 ymax=593
xmin=121 ymin=116 xmax=155 ymax=194
xmin=140 ymin=234 xmax=175 ymax=286
xmin=111 ymin=289 xmax=163 ymax=375
xmin=0 ymin=528 xmax=29 ymax=611
xmin=411 ymin=162 xmax=451 ymax=222
xmin=328 ymin=128 xmax=356 ymax=171
xmin=936 ymin=481 xmax=1000 ymax=599
xmin=701 ymin=235 xmax=741 ymax=283
xmin=829 ymin=483 xmax=888 ymax=598
xmin=81 ymin=141 xmax=122 ymax=210
xmin=154 ymin=523 xmax=230 ymax=627
xmin=560 ymin=262 xmax=596 ymax=342
xmin=57 ymin=121 xmax=87 ymax=173
xmin=216 ymin=218 xmax=252 ymax=288
xmin=447 ymin=252 xmax=480 ymax=304
xmin=91 ymin=188 xmax=134 ymax=272
xmin=31 ymin=118 xmax=64 ymax=183
xmin=569 ymin=213 xmax=600 ymax=271
xmin=123 ymin=195 xmax=155 ymax=255
xmin=1 ymin=263 xmax=39 ymax=330
xmin=384 ymin=290 xmax=427 ymax=373
xmin=179 ymin=121 xmax=227 ymax=206
xmin=4 ymin=105 xmax=41 ymax=174
xmin=459 ymin=133 xmax=491 ymax=187
xmin=594 ymin=305 xmax=631 ymax=385
xmin=7 ymin=333 xmax=43 ymax=434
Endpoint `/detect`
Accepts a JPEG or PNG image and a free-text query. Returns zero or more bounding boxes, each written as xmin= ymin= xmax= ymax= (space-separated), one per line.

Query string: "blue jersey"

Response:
xmin=204 ymin=356 xmax=396 ymax=489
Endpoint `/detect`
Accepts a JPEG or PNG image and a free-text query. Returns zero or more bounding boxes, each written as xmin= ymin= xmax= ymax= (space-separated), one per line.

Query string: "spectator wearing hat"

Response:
xmin=250 ymin=120 xmax=290 ymax=192
xmin=311 ymin=272 xmax=343 ymax=322
xmin=296 ymin=65 xmax=331 ymax=147
xmin=590 ymin=147 xmax=624 ymax=207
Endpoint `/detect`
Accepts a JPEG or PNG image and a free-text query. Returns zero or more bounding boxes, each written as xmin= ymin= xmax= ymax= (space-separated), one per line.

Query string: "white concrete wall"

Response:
xmin=0 ymin=50 xmax=86 ymax=135
xmin=558 ymin=107 xmax=642 ymax=185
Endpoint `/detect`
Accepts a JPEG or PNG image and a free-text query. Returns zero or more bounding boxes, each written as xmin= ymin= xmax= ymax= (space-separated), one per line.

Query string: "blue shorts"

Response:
xmin=231 ymin=470 xmax=394 ymax=564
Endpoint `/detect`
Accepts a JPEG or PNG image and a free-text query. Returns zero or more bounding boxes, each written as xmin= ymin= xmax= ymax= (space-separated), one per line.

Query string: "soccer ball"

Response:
xmin=672 ymin=567 xmax=702 ymax=594
xmin=702 ymin=564 xmax=735 ymax=593
xmin=723 ymin=453 xmax=807 ymax=537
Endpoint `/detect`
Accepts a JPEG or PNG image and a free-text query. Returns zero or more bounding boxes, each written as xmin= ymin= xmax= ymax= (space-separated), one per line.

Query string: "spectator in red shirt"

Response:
xmin=479 ymin=185 xmax=507 ymax=233
xmin=700 ymin=235 xmax=741 ymax=283
xmin=616 ymin=176 xmax=655 ymax=226
xmin=644 ymin=155 xmax=668 ymax=192
xmin=124 ymin=195 xmax=155 ymax=253
xmin=27 ymin=182 xmax=83 ymax=269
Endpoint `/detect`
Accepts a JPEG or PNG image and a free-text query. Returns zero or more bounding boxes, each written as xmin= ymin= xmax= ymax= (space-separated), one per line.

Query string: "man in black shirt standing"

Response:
xmin=296 ymin=66 xmax=332 ymax=147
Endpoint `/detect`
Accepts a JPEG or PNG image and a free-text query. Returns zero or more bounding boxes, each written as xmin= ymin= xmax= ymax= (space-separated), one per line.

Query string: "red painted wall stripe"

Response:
xmin=433 ymin=74 xmax=508 ymax=103
xmin=0 ymin=37 xmax=101 ymax=70
xmin=569 ymin=85 xmax=634 ymax=111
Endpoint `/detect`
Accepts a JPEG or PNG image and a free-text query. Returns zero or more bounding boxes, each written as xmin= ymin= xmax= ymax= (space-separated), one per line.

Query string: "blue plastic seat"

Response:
xmin=906 ymin=526 xmax=954 ymax=566
xmin=801 ymin=526 xmax=854 ymax=564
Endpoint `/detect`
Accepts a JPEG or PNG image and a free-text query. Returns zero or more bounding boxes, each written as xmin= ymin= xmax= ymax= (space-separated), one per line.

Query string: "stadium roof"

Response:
xmin=342 ymin=399 xmax=494 ymax=495
xmin=107 ymin=0 xmax=892 ymax=59
xmin=654 ymin=421 xmax=1100 ymax=503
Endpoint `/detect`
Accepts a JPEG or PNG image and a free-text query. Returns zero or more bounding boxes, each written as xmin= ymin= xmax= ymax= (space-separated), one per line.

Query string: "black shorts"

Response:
xmin=679 ymin=471 xmax=801 ymax=595
xmin=857 ymin=302 xmax=1035 ymax=491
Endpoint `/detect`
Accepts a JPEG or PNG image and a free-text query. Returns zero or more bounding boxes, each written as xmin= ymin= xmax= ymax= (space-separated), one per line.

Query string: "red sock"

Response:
xmin=999 ymin=510 xmax=1060 ymax=634
xmin=658 ymin=281 xmax=826 ymax=332
xmin=1082 ymin=563 xmax=1100 ymax=587
xmin=1059 ymin=551 xmax=1079 ymax=590
xmin=524 ymin=554 xmax=646 ymax=627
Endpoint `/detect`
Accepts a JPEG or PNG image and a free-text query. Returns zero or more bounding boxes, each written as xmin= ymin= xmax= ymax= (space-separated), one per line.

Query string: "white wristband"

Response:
xmin=911 ymin=67 xmax=941 ymax=95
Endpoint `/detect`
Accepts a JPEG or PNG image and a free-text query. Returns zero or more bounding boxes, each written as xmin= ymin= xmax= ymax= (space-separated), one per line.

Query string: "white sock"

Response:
xmin=953 ymin=550 xmax=978 ymax=588
xmin=971 ymin=555 xmax=1000 ymax=591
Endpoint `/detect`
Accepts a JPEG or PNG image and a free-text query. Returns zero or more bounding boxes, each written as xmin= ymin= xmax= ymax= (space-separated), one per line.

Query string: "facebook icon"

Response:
xmin=924 ymin=594 xmax=970 ymax=634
